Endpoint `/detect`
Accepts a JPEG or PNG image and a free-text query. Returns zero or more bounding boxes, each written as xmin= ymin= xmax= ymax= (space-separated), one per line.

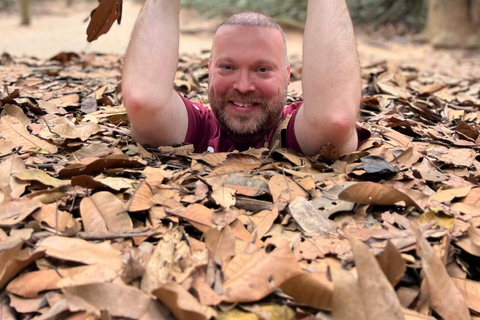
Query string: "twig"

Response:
xmin=77 ymin=228 xmax=163 ymax=241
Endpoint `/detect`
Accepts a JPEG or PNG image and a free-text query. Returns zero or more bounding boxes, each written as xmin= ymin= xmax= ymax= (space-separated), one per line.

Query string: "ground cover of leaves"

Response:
xmin=0 ymin=50 xmax=480 ymax=320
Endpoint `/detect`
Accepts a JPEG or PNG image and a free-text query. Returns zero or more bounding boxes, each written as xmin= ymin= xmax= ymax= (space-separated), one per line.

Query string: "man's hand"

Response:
xmin=122 ymin=0 xmax=188 ymax=147
xmin=294 ymin=0 xmax=360 ymax=156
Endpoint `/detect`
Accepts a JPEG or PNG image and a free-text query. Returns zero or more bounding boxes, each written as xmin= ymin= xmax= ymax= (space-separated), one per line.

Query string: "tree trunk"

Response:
xmin=419 ymin=0 xmax=480 ymax=48
xmin=20 ymin=0 xmax=30 ymax=26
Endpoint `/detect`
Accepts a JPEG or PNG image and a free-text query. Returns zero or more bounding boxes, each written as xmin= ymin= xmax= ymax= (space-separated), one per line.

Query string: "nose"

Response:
xmin=233 ymin=70 xmax=256 ymax=93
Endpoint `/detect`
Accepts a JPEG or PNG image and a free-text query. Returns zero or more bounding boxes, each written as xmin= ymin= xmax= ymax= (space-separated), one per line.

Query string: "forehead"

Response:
xmin=212 ymin=25 xmax=285 ymax=64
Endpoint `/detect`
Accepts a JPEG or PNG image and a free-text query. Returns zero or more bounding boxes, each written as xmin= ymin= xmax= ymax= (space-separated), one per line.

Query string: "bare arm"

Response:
xmin=295 ymin=0 xmax=360 ymax=155
xmin=122 ymin=0 xmax=187 ymax=147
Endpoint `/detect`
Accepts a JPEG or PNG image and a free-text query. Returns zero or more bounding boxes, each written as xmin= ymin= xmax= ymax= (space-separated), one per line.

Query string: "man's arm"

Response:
xmin=122 ymin=0 xmax=187 ymax=147
xmin=294 ymin=0 xmax=360 ymax=156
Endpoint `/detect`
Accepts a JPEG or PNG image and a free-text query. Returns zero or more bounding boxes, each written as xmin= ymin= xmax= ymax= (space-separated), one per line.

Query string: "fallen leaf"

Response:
xmin=281 ymin=272 xmax=333 ymax=311
xmin=347 ymin=232 xmax=404 ymax=320
xmin=339 ymin=182 xmax=421 ymax=210
xmin=222 ymin=237 xmax=302 ymax=303
xmin=0 ymin=242 xmax=44 ymax=288
xmin=80 ymin=191 xmax=132 ymax=232
xmin=152 ymin=281 xmax=209 ymax=320
xmin=288 ymin=197 xmax=337 ymax=235
xmin=13 ymin=169 xmax=67 ymax=188
xmin=268 ymin=174 xmax=308 ymax=204
xmin=0 ymin=115 xmax=57 ymax=154
xmin=377 ymin=240 xmax=406 ymax=287
xmin=205 ymin=225 xmax=236 ymax=260
xmin=64 ymin=282 xmax=150 ymax=319
xmin=414 ymin=225 xmax=470 ymax=320
xmin=0 ymin=198 xmax=42 ymax=226
xmin=35 ymin=236 xmax=123 ymax=271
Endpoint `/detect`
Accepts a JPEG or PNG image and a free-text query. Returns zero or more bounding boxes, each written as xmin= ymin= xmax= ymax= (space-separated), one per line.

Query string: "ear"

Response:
xmin=286 ymin=65 xmax=291 ymax=83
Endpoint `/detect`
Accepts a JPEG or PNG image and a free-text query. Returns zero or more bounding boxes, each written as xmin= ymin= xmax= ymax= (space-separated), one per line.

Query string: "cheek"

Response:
xmin=210 ymin=76 xmax=232 ymax=95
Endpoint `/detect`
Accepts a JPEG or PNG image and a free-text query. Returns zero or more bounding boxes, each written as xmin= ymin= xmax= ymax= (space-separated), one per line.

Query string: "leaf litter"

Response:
xmin=0 ymin=46 xmax=480 ymax=320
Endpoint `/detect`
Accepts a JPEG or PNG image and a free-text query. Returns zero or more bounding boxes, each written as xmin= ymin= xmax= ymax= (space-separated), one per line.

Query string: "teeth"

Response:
xmin=233 ymin=102 xmax=250 ymax=107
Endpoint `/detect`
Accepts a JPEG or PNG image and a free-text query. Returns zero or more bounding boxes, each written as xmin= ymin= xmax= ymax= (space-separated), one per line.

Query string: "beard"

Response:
xmin=208 ymin=85 xmax=288 ymax=137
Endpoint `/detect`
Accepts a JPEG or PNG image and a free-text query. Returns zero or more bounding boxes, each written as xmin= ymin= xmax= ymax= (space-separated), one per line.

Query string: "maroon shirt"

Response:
xmin=181 ymin=95 xmax=370 ymax=153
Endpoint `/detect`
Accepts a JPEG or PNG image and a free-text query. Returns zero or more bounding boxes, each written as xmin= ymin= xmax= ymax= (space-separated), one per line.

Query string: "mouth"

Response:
xmin=231 ymin=101 xmax=259 ymax=108
xmin=227 ymin=101 xmax=259 ymax=115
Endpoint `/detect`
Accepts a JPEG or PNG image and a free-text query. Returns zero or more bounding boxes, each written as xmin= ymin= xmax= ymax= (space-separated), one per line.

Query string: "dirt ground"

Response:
xmin=0 ymin=0 xmax=479 ymax=78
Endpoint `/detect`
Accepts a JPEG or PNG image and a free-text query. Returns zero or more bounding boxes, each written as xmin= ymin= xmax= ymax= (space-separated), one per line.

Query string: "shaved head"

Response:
xmin=215 ymin=12 xmax=289 ymax=68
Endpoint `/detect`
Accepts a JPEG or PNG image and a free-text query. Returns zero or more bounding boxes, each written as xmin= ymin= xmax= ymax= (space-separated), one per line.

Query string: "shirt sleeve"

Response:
xmin=178 ymin=94 xmax=214 ymax=153
xmin=283 ymin=101 xmax=371 ymax=153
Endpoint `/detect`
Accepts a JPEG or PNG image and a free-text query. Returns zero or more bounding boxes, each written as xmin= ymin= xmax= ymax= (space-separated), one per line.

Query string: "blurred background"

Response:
xmin=0 ymin=0 xmax=479 ymax=68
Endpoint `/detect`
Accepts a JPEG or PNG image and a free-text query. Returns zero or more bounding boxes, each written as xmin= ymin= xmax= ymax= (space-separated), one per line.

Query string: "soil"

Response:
xmin=0 ymin=0 xmax=479 ymax=78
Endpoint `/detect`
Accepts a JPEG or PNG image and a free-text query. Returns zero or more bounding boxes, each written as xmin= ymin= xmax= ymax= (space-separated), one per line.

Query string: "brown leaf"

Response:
xmin=0 ymin=242 xmax=44 ymax=288
xmin=281 ymin=272 xmax=333 ymax=311
xmin=0 ymin=198 xmax=42 ymax=226
xmin=152 ymin=281 xmax=209 ymax=320
xmin=6 ymin=266 xmax=89 ymax=298
xmin=52 ymin=122 xmax=102 ymax=141
xmin=80 ymin=191 xmax=132 ymax=232
xmin=13 ymin=169 xmax=67 ymax=188
xmin=288 ymin=197 xmax=337 ymax=235
xmin=205 ymin=225 xmax=236 ymax=260
xmin=331 ymin=265 xmax=365 ymax=319
xmin=32 ymin=203 xmax=80 ymax=232
xmin=377 ymin=240 xmax=406 ymax=287
xmin=0 ymin=155 xmax=28 ymax=202
xmin=58 ymin=154 xmax=145 ymax=179
xmin=413 ymin=225 xmax=470 ymax=320
xmin=169 ymin=204 xmax=214 ymax=233
xmin=35 ymin=236 xmax=123 ymax=271
xmin=223 ymin=173 xmax=269 ymax=197
xmin=222 ymin=237 xmax=302 ymax=302
xmin=347 ymin=233 xmax=404 ymax=320
xmin=268 ymin=174 xmax=308 ymax=204
xmin=64 ymin=283 xmax=151 ymax=318
xmin=0 ymin=115 xmax=57 ymax=154
xmin=86 ymin=0 xmax=123 ymax=42
xmin=339 ymin=182 xmax=421 ymax=210
xmin=128 ymin=173 xmax=165 ymax=212
xmin=250 ymin=208 xmax=278 ymax=239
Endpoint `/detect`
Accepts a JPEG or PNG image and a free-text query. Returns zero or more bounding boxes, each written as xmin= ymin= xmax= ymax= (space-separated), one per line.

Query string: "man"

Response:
xmin=122 ymin=0 xmax=369 ymax=156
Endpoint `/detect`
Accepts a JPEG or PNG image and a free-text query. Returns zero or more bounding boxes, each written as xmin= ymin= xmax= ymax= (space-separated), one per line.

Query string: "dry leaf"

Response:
xmin=64 ymin=282 xmax=150 ymax=318
xmin=281 ymin=272 xmax=333 ymax=311
xmin=80 ymin=191 xmax=132 ymax=232
xmin=0 ymin=115 xmax=57 ymax=154
xmin=0 ymin=198 xmax=42 ymax=226
xmin=347 ymin=233 xmax=404 ymax=320
xmin=269 ymin=174 xmax=308 ymax=204
xmin=152 ymin=281 xmax=209 ymax=320
xmin=86 ymin=0 xmax=123 ymax=42
xmin=222 ymin=237 xmax=302 ymax=302
xmin=413 ymin=225 xmax=470 ymax=320
xmin=288 ymin=197 xmax=337 ymax=235
xmin=339 ymin=182 xmax=421 ymax=209
xmin=205 ymin=225 xmax=236 ymax=260
xmin=35 ymin=236 xmax=123 ymax=271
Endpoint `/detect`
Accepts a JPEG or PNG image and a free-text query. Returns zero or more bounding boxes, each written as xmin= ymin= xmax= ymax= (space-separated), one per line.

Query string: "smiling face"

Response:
xmin=208 ymin=25 xmax=291 ymax=136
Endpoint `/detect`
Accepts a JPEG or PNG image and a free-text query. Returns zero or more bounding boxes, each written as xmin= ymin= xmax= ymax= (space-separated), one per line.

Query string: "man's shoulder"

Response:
xmin=283 ymin=100 xmax=303 ymax=115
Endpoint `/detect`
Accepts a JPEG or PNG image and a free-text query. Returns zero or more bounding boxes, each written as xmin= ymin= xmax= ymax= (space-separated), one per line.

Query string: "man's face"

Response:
xmin=208 ymin=25 xmax=291 ymax=136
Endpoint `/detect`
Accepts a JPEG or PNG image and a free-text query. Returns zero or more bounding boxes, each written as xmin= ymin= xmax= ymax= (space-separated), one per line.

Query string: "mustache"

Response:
xmin=219 ymin=92 xmax=269 ymax=105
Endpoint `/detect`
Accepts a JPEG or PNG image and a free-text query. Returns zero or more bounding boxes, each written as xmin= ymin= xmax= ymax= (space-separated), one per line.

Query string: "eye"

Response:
xmin=257 ymin=67 xmax=269 ymax=73
xmin=221 ymin=65 xmax=233 ymax=71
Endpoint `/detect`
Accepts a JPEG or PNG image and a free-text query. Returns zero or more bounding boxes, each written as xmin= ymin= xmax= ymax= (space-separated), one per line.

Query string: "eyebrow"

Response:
xmin=215 ymin=57 xmax=278 ymax=67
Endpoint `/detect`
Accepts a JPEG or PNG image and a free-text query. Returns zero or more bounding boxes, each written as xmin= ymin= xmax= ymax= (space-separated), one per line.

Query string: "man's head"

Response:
xmin=208 ymin=12 xmax=291 ymax=137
